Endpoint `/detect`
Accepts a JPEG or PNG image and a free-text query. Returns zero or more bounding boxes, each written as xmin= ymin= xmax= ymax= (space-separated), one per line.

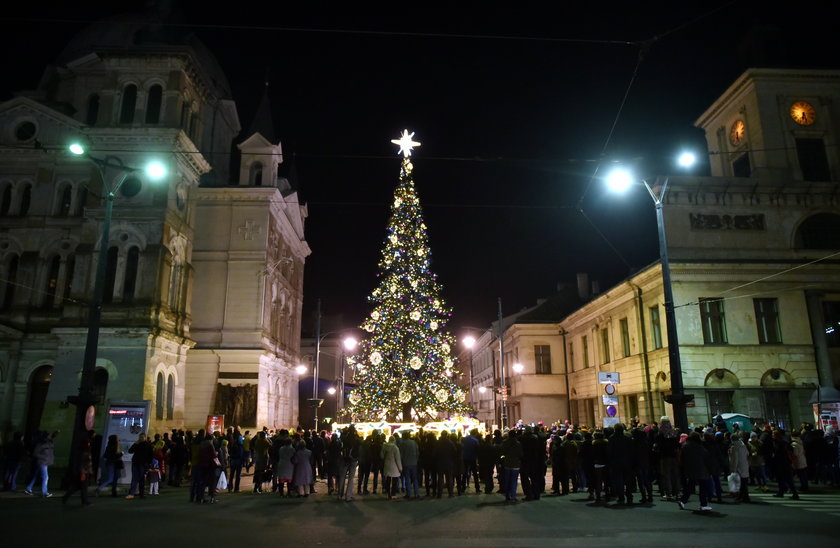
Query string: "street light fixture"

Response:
xmin=65 ymin=141 xmax=168 ymax=477
xmin=462 ymin=335 xmax=477 ymax=411
xmin=511 ymin=363 xmax=524 ymax=374
xmin=605 ymin=157 xmax=696 ymax=432
xmin=295 ymin=365 xmax=308 ymax=375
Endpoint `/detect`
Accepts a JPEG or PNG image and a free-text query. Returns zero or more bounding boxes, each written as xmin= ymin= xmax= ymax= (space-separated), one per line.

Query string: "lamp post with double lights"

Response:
xmin=605 ymin=152 xmax=697 ymax=432
xmin=65 ymin=142 xmax=168 ymax=476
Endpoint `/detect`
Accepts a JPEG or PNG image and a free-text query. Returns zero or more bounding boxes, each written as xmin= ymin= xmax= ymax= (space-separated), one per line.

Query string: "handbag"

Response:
xmin=216 ymin=470 xmax=228 ymax=490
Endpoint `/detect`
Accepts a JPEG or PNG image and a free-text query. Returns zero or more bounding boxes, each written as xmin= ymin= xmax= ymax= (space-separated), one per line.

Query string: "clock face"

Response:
xmin=729 ymin=119 xmax=746 ymax=146
xmin=790 ymin=101 xmax=816 ymax=125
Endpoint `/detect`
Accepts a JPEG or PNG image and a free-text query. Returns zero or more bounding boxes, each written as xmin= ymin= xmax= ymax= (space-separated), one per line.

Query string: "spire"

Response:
xmin=246 ymin=77 xmax=277 ymax=144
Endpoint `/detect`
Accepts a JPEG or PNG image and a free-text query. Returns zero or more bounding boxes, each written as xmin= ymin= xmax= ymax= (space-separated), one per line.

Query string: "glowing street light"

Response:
xmin=65 ymin=140 xmax=168 ymax=478
xmin=604 ymin=154 xmax=697 ymax=432
xmin=295 ymin=364 xmax=308 ymax=375
xmin=512 ymin=363 xmax=524 ymax=374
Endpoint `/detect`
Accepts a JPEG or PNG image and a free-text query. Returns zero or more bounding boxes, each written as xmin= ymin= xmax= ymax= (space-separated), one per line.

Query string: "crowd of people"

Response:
xmin=2 ymin=417 xmax=840 ymax=510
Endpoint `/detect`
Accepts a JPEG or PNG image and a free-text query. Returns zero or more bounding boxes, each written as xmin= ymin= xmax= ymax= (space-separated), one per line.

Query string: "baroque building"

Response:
xmin=464 ymin=68 xmax=840 ymax=430
xmin=0 ymin=13 xmax=309 ymax=458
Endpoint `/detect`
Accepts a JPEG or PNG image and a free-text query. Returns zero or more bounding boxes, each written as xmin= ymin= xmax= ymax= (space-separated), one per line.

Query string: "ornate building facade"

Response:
xmin=0 ymin=14 xmax=309 ymax=459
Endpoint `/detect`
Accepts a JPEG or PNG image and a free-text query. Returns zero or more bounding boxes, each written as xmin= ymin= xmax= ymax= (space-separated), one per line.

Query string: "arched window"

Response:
xmin=250 ymin=162 xmax=263 ymax=186
xmin=58 ymin=185 xmax=72 ymax=216
xmin=74 ymin=187 xmax=86 ymax=217
xmin=1 ymin=254 xmax=19 ymax=309
xmin=123 ymin=246 xmax=139 ymax=302
xmin=795 ymin=213 xmax=840 ymax=250
xmin=155 ymin=372 xmax=165 ymax=420
xmin=92 ymin=367 xmax=109 ymax=405
xmin=145 ymin=85 xmax=162 ymax=124
xmin=26 ymin=365 xmax=53 ymax=435
xmin=120 ymin=84 xmax=137 ymax=124
xmin=166 ymin=374 xmax=175 ymax=420
xmin=19 ymin=183 xmax=31 ymax=216
xmin=0 ymin=184 xmax=11 ymax=216
xmin=44 ymin=255 xmax=61 ymax=308
xmin=103 ymin=246 xmax=118 ymax=304
xmin=63 ymin=255 xmax=75 ymax=302
xmin=86 ymin=94 xmax=100 ymax=126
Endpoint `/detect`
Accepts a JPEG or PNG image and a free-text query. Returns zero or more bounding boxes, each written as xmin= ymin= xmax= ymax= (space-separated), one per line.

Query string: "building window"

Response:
xmin=582 ymin=335 xmax=589 ymax=368
xmin=43 ymin=255 xmax=61 ymax=308
xmin=732 ymin=154 xmax=751 ymax=177
xmin=600 ymin=328 xmax=610 ymax=364
xmin=699 ymin=298 xmax=728 ymax=344
xmin=20 ymin=183 xmax=32 ymax=216
xmin=795 ymin=213 xmax=840 ymax=250
xmin=534 ymin=345 xmax=551 ymax=374
xmin=155 ymin=372 xmax=165 ymax=420
xmin=568 ymin=342 xmax=575 ymax=371
xmin=166 ymin=374 xmax=175 ymax=420
xmin=92 ymin=368 xmax=108 ymax=405
xmin=145 ymin=85 xmax=162 ymax=124
xmin=1 ymin=184 xmax=11 ymax=216
xmin=120 ymin=84 xmax=137 ymax=124
xmin=123 ymin=246 xmax=139 ymax=302
xmin=796 ymin=138 xmax=830 ymax=182
xmin=180 ymin=101 xmax=191 ymax=130
xmin=649 ymin=305 xmax=663 ymax=349
xmin=250 ymin=162 xmax=263 ymax=186
xmin=707 ymin=389 xmax=734 ymax=415
xmin=86 ymin=94 xmax=100 ymax=126
xmin=824 ymin=301 xmax=840 ymax=347
xmin=74 ymin=187 xmax=86 ymax=216
xmin=754 ymin=298 xmax=782 ymax=344
xmin=620 ymin=318 xmax=631 ymax=358
xmin=1 ymin=254 xmax=19 ymax=309
xmin=103 ymin=246 xmax=118 ymax=304
xmin=58 ymin=185 xmax=72 ymax=216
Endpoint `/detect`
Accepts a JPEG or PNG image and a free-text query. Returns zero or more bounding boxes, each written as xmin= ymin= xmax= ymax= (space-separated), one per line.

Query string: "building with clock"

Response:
xmin=0 ymin=13 xmax=309 ymax=458
xmin=465 ymin=68 xmax=840 ymax=430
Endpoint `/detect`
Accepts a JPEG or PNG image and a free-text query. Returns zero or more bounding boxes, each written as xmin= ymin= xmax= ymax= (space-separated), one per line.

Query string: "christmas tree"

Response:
xmin=345 ymin=130 xmax=471 ymax=422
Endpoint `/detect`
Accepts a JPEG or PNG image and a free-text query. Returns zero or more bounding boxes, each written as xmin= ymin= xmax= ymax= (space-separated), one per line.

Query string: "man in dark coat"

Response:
xmin=678 ymin=432 xmax=714 ymax=511
xmin=519 ymin=426 xmax=543 ymax=501
xmin=608 ymin=424 xmax=636 ymax=504
xmin=434 ymin=431 xmax=458 ymax=498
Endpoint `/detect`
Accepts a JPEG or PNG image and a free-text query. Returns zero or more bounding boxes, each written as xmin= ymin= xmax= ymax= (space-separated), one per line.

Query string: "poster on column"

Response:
xmin=815 ymin=403 xmax=840 ymax=431
xmin=101 ymin=401 xmax=151 ymax=485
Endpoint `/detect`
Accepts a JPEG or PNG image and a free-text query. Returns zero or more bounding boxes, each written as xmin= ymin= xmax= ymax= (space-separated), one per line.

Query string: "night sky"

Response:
xmin=2 ymin=1 xmax=839 ymax=333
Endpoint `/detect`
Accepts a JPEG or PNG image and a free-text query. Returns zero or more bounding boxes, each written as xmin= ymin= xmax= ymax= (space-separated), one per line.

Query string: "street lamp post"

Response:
xmin=309 ymin=300 xmax=358 ymax=430
xmin=607 ymin=160 xmax=696 ymax=432
xmin=462 ymin=336 xmax=476 ymax=411
xmin=66 ymin=143 xmax=167 ymax=476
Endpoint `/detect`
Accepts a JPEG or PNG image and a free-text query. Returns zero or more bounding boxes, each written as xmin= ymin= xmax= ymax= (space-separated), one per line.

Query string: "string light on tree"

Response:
xmin=345 ymin=130 xmax=471 ymax=421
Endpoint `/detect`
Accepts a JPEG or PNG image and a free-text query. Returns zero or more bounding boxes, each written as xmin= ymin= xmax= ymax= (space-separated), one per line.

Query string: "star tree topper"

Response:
xmin=391 ymin=129 xmax=421 ymax=157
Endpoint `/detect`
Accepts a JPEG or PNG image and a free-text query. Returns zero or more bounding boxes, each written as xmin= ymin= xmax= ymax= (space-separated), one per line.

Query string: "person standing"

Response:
xmin=728 ymin=432 xmax=751 ymax=503
xmin=96 ymin=435 xmax=124 ymax=497
xmin=771 ymin=429 xmax=800 ymax=500
xmin=791 ymin=430 xmax=809 ymax=492
xmin=434 ymin=431 xmax=457 ymax=498
xmin=381 ymin=435 xmax=402 ymax=499
xmin=2 ymin=431 xmax=25 ymax=492
xmin=228 ymin=429 xmax=244 ymax=492
xmin=339 ymin=426 xmax=360 ymax=502
xmin=400 ymin=431 xmax=420 ymax=499
xmin=460 ymin=429 xmax=480 ymax=494
xmin=500 ymin=430 xmax=523 ymax=502
xmin=291 ymin=441 xmax=313 ymax=497
xmin=655 ymin=417 xmax=680 ymax=501
xmin=251 ymin=430 xmax=270 ymax=494
xmin=126 ymin=433 xmax=153 ymax=499
xmin=24 ymin=431 xmax=57 ymax=498
xmin=678 ymin=432 xmax=714 ymax=511
xmin=607 ymin=424 xmax=634 ymax=505
xmin=477 ymin=434 xmax=497 ymax=494
xmin=326 ymin=433 xmax=343 ymax=495
xmin=275 ymin=438 xmax=295 ymax=497
xmin=62 ymin=435 xmax=93 ymax=506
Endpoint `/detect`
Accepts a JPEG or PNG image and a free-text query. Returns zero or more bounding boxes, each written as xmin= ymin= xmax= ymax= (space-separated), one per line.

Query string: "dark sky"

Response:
xmin=2 ymin=1 xmax=839 ymax=333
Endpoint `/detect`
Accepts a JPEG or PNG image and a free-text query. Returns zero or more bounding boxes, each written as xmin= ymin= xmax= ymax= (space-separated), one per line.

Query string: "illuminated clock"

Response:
xmin=729 ymin=119 xmax=746 ymax=146
xmin=790 ymin=101 xmax=816 ymax=125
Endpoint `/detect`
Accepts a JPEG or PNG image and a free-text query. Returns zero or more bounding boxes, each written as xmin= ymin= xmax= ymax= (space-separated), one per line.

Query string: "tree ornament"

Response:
xmin=410 ymin=356 xmax=423 ymax=370
xmin=370 ymin=352 xmax=383 ymax=365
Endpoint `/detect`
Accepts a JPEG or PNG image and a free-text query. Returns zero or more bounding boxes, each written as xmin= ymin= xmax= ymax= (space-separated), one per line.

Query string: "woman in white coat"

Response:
xmin=381 ymin=435 xmax=402 ymax=499
xmin=728 ymin=432 xmax=751 ymax=503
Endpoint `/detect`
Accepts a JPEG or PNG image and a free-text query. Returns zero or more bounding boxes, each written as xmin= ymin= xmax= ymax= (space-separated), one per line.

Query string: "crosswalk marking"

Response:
xmin=750 ymin=490 xmax=840 ymax=517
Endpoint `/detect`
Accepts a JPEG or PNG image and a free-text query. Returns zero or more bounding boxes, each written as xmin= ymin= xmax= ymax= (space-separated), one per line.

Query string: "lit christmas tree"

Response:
xmin=346 ymin=130 xmax=471 ymax=422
